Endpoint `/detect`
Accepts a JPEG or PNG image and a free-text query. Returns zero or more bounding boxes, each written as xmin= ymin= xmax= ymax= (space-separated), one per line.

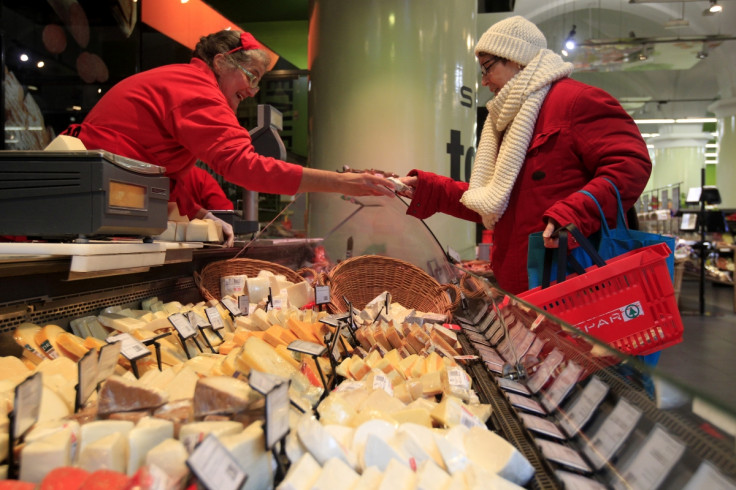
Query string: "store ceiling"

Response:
xmin=203 ymin=0 xmax=736 ymax=122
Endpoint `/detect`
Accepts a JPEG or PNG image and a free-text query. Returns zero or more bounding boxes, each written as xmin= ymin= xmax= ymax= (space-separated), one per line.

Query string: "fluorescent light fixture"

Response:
xmin=634 ymin=119 xmax=675 ymax=124
xmin=634 ymin=118 xmax=717 ymax=125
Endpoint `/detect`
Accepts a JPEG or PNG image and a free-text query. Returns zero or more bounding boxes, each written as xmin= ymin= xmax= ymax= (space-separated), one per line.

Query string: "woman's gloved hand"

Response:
xmin=203 ymin=212 xmax=234 ymax=247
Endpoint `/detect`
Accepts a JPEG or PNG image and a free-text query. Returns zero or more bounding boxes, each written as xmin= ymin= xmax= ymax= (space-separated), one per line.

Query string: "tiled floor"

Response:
xmin=657 ymin=276 xmax=736 ymax=412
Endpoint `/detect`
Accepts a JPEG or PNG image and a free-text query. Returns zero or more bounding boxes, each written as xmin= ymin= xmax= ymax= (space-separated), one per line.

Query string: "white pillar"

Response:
xmin=648 ymin=124 xmax=712 ymax=205
xmin=709 ymin=98 xmax=736 ymax=208
xmin=308 ymin=0 xmax=477 ymax=268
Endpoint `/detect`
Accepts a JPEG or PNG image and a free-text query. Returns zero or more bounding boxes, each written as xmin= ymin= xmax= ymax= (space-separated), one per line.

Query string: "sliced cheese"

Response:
xmin=296 ymin=415 xmax=356 ymax=469
xmin=78 ymin=431 xmax=127 ymax=473
xmin=312 ymin=457 xmax=360 ymax=490
xmin=276 ymin=452 xmax=321 ymax=490
xmin=19 ymin=427 xmax=73 ymax=483
xmin=126 ymin=417 xmax=174 ymax=476
xmin=80 ymin=420 xmax=135 ymax=456
xmin=192 ymin=375 xmax=258 ymax=417
xmin=219 ymin=421 xmax=274 ymax=490
xmin=145 ymin=438 xmax=189 ymax=484
xmin=377 ymin=458 xmax=416 ymax=490
xmin=362 ymin=434 xmax=409 ymax=472
xmin=416 ymin=459 xmax=451 ymax=490
xmin=462 ymin=426 xmax=534 ymax=486
xmin=98 ymin=375 xmax=168 ymax=414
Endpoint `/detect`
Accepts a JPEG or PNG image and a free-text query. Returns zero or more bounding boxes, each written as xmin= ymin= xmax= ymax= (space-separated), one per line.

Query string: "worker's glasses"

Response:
xmin=229 ymin=57 xmax=260 ymax=93
xmin=480 ymin=57 xmax=501 ymax=76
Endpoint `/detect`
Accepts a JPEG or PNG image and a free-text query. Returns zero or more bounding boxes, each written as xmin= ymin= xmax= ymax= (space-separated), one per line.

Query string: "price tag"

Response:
xmin=169 ymin=313 xmax=197 ymax=339
xmin=13 ymin=372 xmax=42 ymax=439
xmin=372 ymin=373 xmax=393 ymax=396
xmin=526 ymin=348 xmax=564 ymax=394
xmin=221 ymin=298 xmax=241 ymax=317
xmin=520 ymin=413 xmax=566 ymax=440
xmin=536 ymin=438 xmax=592 ymax=473
xmin=271 ymin=296 xmax=284 ymax=310
xmin=238 ymin=296 xmax=250 ymax=316
xmin=265 ymin=381 xmax=290 ymax=449
xmin=447 ymin=246 xmax=462 ymax=263
xmin=107 ymin=333 xmax=151 ymax=361
xmin=447 ymin=367 xmax=470 ymax=390
xmin=96 ymin=342 xmax=121 ymax=385
xmin=314 ymin=285 xmax=331 ymax=306
xmin=76 ymin=349 xmax=98 ymax=409
xmin=496 ymin=377 xmax=531 ymax=396
xmin=683 ymin=461 xmax=736 ymax=490
xmin=508 ymin=393 xmax=546 ymax=415
xmin=559 ymin=376 xmax=609 ymax=437
xmin=613 ymin=426 xmax=686 ymax=490
xmin=541 ymin=361 xmax=583 ymax=412
xmin=188 ymin=311 xmax=211 ymax=329
xmin=459 ymin=405 xmax=484 ymax=428
xmin=583 ymin=398 xmax=642 ymax=470
xmin=205 ymin=307 xmax=226 ymax=331
xmin=526 ymin=337 xmax=546 ymax=360
xmin=187 ymin=434 xmax=247 ymax=490
xmin=287 ymin=340 xmax=327 ymax=357
xmin=555 ymin=471 xmax=608 ymax=490
xmin=248 ymin=370 xmax=287 ymax=396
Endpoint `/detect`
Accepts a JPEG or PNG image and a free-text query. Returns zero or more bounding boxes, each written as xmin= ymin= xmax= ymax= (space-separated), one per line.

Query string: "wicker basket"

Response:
xmin=194 ymin=258 xmax=309 ymax=302
xmin=324 ymin=255 xmax=461 ymax=317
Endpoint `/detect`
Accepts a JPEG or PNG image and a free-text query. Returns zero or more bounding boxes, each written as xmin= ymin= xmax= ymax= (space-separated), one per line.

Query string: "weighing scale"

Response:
xmin=0 ymin=150 xmax=169 ymax=241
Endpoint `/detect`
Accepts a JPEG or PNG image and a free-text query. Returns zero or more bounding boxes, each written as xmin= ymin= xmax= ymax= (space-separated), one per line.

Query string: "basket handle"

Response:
xmin=440 ymin=283 xmax=463 ymax=311
xmin=459 ymin=274 xmax=487 ymax=300
xmin=542 ymin=224 xmax=604 ymax=288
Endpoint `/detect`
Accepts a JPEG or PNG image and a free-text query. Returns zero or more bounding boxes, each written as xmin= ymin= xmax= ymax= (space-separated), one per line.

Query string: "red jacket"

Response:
xmin=64 ymin=58 xmax=302 ymax=218
xmin=406 ymin=78 xmax=651 ymax=295
xmin=173 ymin=166 xmax=234 ymax=219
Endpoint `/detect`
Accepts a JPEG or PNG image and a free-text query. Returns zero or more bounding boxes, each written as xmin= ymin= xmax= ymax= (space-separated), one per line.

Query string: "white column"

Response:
xmin=648 ymin=124 xmax=712 ymax=203
xmin=308 ymin=0 xmax=477 ymax=267
xmin=709 ymin=98 xmax=736 ymax=208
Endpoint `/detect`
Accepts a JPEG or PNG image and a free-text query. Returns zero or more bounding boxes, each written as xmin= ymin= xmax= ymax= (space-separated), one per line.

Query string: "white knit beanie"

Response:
xmin=475 ymin=16 xmax=547 ymax=66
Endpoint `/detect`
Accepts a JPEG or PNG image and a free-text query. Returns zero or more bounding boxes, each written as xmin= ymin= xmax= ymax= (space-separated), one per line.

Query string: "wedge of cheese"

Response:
xmin=179 ymin=420 xmax=244 ymax=447
xmin=126 ymin=417 xmax=174 ymax=476
xmin=55 ymin=332 xmax=90 ymax=360
xmin=276 ymin=452 xmax=321 ymax=490
xmin=296 ymin=416 xmax=356 ymax=469
xmin=416 ymin=459 xmax=451 ymax=490
xmin=192 ymin=375 xmax=258 ymax=417
xmin=98 ymin=375 xmax=169 ymax=414
xmin=219 ymin=421 xmax=274 ymax=490
xmin=312 ymin=457 xmax=360 ymax=490
xmin=19 ymin=427 xmax=74 ymax=483
xmin=78 ymin=431 xmax=127 ymax=473
xmin=462 ymin=426 xmax=534 ymax=486
xmin=80 ymin=420 xmax=135 ymax=456
xmin=237 ymin=336 xmax=298 ymax=381
xmin=145 ymin=438 xmax=189 ymax=484
xmin=162 ymin=365 xmax=200 ymax=401
xmin=0 ymin=356 xmax=31 ymax=383
xmin=354 ymin=466 xmax=384 ymax=490
xmin=377 ymin=458 xmax=416 ymax=490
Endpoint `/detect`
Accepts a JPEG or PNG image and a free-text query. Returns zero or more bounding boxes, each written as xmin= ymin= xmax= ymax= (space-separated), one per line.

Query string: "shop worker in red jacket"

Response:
xmin=398 ymin=16 xmax=651 ymax=295
xmin=63 ymin=30 xmax=394 ymax=247
xmin=173 ymin=165 xmax=234 ymax=220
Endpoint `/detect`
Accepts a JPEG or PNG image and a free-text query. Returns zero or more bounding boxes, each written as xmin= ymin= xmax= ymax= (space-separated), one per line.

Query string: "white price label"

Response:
xmin=536 ymin=438 xmax=592 ymax=473
xmin=96 ymin=342 xmax=121 ymax=385
xmin=508 ymin=393 xmax=546 ymax=415
xmin=556 ymin=471 xmax=608 ymax=490
xmin=168 ymin=313 xmax=197 ymax=339
xmin=265 ymin=381 xmax=290 ymax=449
xmin=460 ymin=406 xmax=484 ymax=428
xmin=520 ymin=413 xmax=566 ymax=440
xmin=447 ymin=367 xmax=470 ymax=390
xmin=613 ymin=426 xmax=686 ymax=490
xmin=496 ymin=377 xmax=531 ymax=395
xmin=584 ymin=398 xmax=642 ymax=470
xmin=526 ymin=348 xmax=564 ymax=394
xmin=188 ymin=311 xmax=210 ymax=328
xmin=372 ymin=373 xmax=393 ymax=396
xmin=221 ymin=298 xmax=241 ymax=317
xmin=13 ymin=372 xmax=42 ymax=439
xmin=77 ymin=349 xmax=99 ymax=407
xmin=271 ymin=296 xmax=284 ymax=310
xmin=541 ymin=361 xmax=583 ymax=412
xmin=238 ymin=295 xmax=250 ymax=315
xmin=107 ymin=333 xmax=151 ymax=361
xmin=287 ymin=340 xmax=327 ymax=357
xmin=559 ymin=376 xmax=609 ymax=437
xmin=683 ymin=461 xmax=736 ymax=490
xmin=315 ymin=285 xmax=331 ymax=305
xmin=249 ymin=370 xmax=287 ymax=396
xmin=187 ymin=434 xmax=247 ymax=490
xmin=205 ymin=307 xmax=225 ymax=331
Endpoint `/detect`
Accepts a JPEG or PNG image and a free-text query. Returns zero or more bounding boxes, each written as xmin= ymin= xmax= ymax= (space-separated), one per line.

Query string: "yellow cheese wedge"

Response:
xmin=55 ymin=332 xmax=90 ymax=361
xmin=13 ymin=322 xmax=46 ymax=361
xmin=0 ymin=356 xmax=31 ymax=383
xmin=33 ymin=325 xmax=66 ymax=360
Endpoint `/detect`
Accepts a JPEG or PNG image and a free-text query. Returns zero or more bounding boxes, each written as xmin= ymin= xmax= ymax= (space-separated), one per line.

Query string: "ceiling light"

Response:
xmin=703 ymin=0 xmax=722 ymax=15
xmin=564 ymin=25 xmax=577 ymax=51
xmin=19 ymin=53 xmax=28 ymax=62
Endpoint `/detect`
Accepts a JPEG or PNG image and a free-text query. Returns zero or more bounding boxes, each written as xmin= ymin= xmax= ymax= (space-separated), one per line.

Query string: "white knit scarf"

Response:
xmin=460 ymin=49 xmax=574 ymax=228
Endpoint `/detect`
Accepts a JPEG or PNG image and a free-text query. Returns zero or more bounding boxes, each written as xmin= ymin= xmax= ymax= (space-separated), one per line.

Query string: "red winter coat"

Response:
xmin=406 ymin=78 xmax=651 ymax=295
xmin=63 ymin=58 xmax=302 ymax=218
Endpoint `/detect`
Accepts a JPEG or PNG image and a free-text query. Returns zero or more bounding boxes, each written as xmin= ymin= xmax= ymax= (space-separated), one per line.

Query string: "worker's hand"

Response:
xmin=542 ymin=219 xmax=560 ymax=248
xmin=396 ymin=176 xmax=417 ymax=199
xmin=338 ymin=172 xmax=396 ymax=197
xmin=204 ymin=212 xmax=235 ymax=247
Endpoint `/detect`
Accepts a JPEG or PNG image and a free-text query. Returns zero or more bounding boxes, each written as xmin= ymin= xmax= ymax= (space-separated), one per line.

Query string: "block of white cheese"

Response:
xmin=275 ymin=451 xmax=321 ymax=490
xmin=353 ymin=466 xmax=384 ymax=490
xmin=162 ymin=365 xmax=200 ymax=401
xmin=155 ymin=221 xmax=177 ymax=241
xmin=312 ymin=457 xmax=360 ymax=490
xmin=416 ymin=459 xmax=451 ymax=490
xmin=175 ymin=222 xmax=188 ymax=242
xmin=19 ymin=427 xmax=73 ymax=483
xmin=186 ymin=219 xmax=216 ymax=242
xmin=433 ymin=432 xmax=469 ymax=475
xmin=38 ymin=385 xmax=72 ymax=423
xmin=192 ymin=375 xmax=258 ymax=417
xmin=247 ymin=276 xmax=271 ymax=304
xmin=286 ymin=281 xmax=314 ymax=309
xmin=126 ymin=417 xmax=174 ymax=476
xmin=461 ymin=462 xmax=525 ymax=490
xmin=25 ymin=420 xmax=81 ymax=463
xmin=78 ymin=431 xmax=127 ymax=473
xmin=362 ymin=434 xmax=409 ymax=472
xmin=377 ymin=458 xmax=416 ymax=490
xmin=145 ymin=438 xmax=189 ymax=484
xmin=219 ymin=421 xmax=273 ymax=490
xmin=80 ymin=420 xmax=135 ymax=456
xmin=463 ymin=426 xmax=534 ymax=486
xmin=296 ymin=415 xmax=356 ymax=469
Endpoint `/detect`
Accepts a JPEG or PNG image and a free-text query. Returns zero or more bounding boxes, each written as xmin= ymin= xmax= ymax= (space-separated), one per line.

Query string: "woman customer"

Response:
xmin=399 ymin=16 xmax=651 ymax=294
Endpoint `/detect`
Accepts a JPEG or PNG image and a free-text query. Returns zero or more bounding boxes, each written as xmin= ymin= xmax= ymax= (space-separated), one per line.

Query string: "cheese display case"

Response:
xmin=0 ymin=192 xmax=735 ymax=489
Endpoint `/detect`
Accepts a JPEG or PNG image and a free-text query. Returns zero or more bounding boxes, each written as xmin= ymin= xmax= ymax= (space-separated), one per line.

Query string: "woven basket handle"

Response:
xmin=440 ymin=283 xmax=462 ymax=312
xmin=460 ymin=274 xmax=487 ymax=300
xmin=297 ymin=267 xmax=320 ymax=285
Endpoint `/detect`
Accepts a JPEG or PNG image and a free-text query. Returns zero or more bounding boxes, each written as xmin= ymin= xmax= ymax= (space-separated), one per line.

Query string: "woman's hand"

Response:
xmin=204 ymin=212 xmax=234 ymax=247
xmin=298 ymin=168 xmax=396 ymax=197
xmin=542 ymin=219 xmax=560 ymax=248
xmin=396 ymin=175 xmax=417 ymax=199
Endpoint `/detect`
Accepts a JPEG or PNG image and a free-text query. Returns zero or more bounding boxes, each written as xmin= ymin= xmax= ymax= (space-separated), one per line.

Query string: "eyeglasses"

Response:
xmin=480 ymin=57 xmax=501 ymax=76
xmin=229 ymin=57 xmax=260 ymax=93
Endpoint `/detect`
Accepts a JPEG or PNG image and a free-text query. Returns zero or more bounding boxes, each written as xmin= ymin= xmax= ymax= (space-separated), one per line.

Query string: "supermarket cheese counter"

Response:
xmin=0 ymin=248 xmax=734 ymax=490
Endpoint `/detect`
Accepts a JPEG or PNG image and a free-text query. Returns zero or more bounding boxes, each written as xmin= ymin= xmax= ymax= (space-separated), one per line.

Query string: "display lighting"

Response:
xmin=703 ymin=0 xmax=722 ymax=15
xmin=564 ymin=25 xmax=577 ymax=51
xmin=634 ymin=118 xmax=717 ymax=125
xmin=19 ymin=53 xmax=28 ymax=62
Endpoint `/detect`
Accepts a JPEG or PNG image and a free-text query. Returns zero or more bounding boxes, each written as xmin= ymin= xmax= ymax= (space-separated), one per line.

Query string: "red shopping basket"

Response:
xmin=519 ymin=242 xmax=683 ymax=356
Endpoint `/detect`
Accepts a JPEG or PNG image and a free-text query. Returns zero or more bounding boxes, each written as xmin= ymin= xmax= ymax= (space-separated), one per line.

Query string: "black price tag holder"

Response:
xmin=141 ymin=331 xmax=172 ymax=371
xmin=287 ymin=340 xmax=329 ymax=394
xmin=7 ymin=372 xmax=42 ymax=479
xmin=189 ymin=311 xmax=218 ymax=353
xmin=205 ymin=306 xmax=227 ymax=342
xmin=169 ymin=313 xmax=203 ymax=360
xmin=186 ymin=433 xmax=247 ymax=490
xmin=75 ymin=349 xmax=99 ymax=413
xmin=221 ymin=298 xmax=242 ymax=319
xmin=248 ymin=371 xmax=292 ymax=481
xmin=314 ymin=285 xmax=331 ymax=312
xmin=106 ymin=332 xmax=153 ymax=378
xmin=265 ymin=288 xmax=274 ymax=312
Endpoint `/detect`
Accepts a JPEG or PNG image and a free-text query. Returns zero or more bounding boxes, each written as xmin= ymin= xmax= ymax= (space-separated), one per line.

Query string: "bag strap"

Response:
xmin=577 ymin=177 xmax=629 ymax=236
xmin=541 ymin=224 xmax=605 ymax=288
